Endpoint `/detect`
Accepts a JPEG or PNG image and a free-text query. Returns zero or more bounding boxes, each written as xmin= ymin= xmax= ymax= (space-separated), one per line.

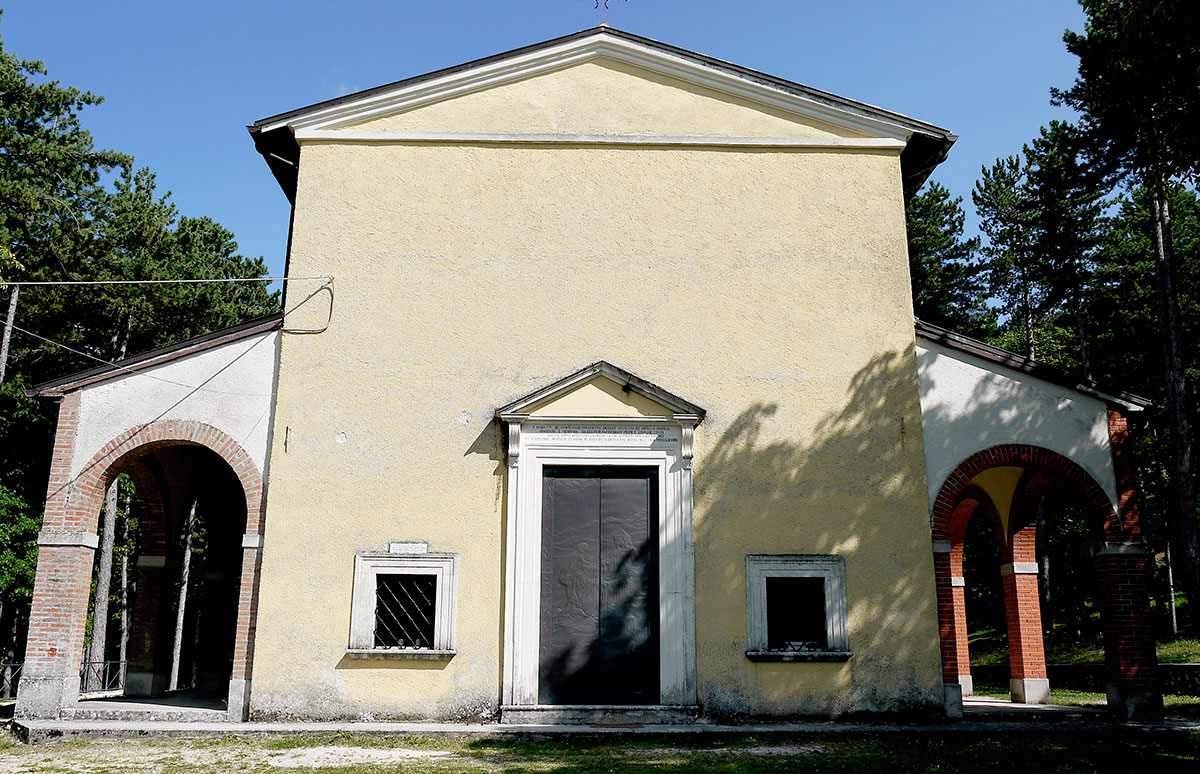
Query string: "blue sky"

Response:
xmin=5 ymin=1 xmax=1086 ymax=276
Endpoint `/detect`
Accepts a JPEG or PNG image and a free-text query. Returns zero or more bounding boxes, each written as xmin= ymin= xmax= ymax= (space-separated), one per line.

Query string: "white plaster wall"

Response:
xmin=70 ymin=331 xmax=280 ymax=478
xmin=916 ymin=341 xmax=1118 ymax=510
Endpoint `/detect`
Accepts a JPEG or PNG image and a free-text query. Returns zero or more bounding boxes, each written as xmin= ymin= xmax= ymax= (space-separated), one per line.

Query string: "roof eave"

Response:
xmin=900 ymin=130 xmax=957 ymax=200
xmin=28 ymin=313 xmax=285 ymax=398
xmin=248 ymin=124 xmax=300 ymax=205
xmin=248 ymin=26 xmax=955 ymax=201
xmin=913 ymin=318 xmax=1150 ymax=413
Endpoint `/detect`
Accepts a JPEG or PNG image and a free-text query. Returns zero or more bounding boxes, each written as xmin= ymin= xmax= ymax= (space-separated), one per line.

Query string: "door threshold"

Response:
xmin=500 ymin=704 xmax=700 ymax=726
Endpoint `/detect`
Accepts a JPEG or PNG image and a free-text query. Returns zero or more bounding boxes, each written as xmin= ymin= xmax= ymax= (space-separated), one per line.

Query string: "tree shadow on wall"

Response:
xmin=691 ymin=342 xmax=1127 ymax=717
xmin=915 ymin=344 xmax=1104 ymax=480
xmin=690 ymin=347 xmax=997 ymax=716
xmin=538 ymin=529 xmax=659 ymax=706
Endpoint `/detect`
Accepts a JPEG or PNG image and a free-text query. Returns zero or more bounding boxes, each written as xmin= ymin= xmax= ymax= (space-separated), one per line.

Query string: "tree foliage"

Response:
xmin=972 ymin=155 xmax=1043 ymax=358
xmin=1054 ymin=0 xmax=1200 ymax=608
xmin=1054 ymin=0 xmax=1200 ymax=187
xmin=0 ymin=17 xmax=278 ymax=661
xmin=905 ymin=182 xmax=994 ymax=339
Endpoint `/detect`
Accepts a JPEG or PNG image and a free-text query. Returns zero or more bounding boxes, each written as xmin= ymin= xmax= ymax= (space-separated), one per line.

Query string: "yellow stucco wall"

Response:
xmin=346 ymin=59 xmax=861 ymax=138
xmin=252 ymin=62 xmax=942 ymax=719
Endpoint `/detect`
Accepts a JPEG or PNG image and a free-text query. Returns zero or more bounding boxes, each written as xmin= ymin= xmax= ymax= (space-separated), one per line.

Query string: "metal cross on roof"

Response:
xmin=588 ymin=0 xmax=626 ymax=26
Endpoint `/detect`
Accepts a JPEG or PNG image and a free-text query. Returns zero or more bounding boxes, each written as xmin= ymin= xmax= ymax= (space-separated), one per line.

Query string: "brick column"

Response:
xmin=227 ymin=465 xmax=266 ymax=721
xmin=227 ymin=539 xmax=262 ymax=720
xmin=1002 ymin=520 xmax=1048 ymax=704
xmin=935 ymin=541 xmax=973 ymax=685
xmin=950 ymin=569 xmax=971 ymax=696
xmin=1096 ymin=410 xmax=1161 ymax=720
xmin=933 ymin=491 xmax=1002 ymax=718
xmin=16 ymin=393 xmax=95 ymax=719
xmin=1094 ymin=548 xmax=1160 ymax=719
xmin=932 ymin=541 xmax=964 ymax=716
xmin=1001 ymin=565 xmax=1048 ymax=703
xmin=1106 ymin=411 xmax=1143 ymax=540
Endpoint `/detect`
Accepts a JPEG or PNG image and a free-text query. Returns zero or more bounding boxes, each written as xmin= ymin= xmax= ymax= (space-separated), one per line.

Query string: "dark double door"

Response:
xmin=539 ymin=466 xmax=660 ymax=705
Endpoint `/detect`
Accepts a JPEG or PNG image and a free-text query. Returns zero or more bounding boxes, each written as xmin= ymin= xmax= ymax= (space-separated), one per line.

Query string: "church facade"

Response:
xmin=16 ymin=28 xmax=1161 ymax=724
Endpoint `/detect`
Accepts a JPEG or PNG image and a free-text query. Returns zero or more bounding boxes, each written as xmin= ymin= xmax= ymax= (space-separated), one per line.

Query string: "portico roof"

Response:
xmin=914 ymin=318 xmax=1149 ymax=412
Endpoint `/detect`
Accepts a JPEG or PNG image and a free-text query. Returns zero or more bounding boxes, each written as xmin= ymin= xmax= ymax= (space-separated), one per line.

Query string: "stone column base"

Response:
xmin=226 ymin=678 xmax=251 ymax=721
xmin=1107 ymin=683 xmax=1163 ymax=721
xmin=943 ymin=683 xmax=964 ymax=718
xmin=958 ymin=675 xmax=974 ymax=697
xmin=1010 ymin=677 xmax=1050 ymax=704
xmin=15 ymin=674 xmax=79 ymax=719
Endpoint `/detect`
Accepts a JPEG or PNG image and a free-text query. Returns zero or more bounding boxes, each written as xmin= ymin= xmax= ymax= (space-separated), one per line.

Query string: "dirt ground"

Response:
xmin=0 ymin=729 xmax=1198 ymax=774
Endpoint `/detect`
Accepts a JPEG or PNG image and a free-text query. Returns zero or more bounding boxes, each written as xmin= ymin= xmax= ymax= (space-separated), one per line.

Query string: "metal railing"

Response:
xmin=80 ymin=660 xmax=126 ymax=694
xmin=0 ymin=662 xmax=20 ymax=699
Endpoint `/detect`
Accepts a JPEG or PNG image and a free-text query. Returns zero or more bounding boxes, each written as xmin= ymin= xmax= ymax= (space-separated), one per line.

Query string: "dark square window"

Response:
xmin=765 ymin=576 xmax=827 ymax=651
xmin=375 ymin=574 xmax=437 ymax=649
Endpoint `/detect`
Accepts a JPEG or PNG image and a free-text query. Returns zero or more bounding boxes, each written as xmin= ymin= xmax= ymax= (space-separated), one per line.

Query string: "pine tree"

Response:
xmin=1056 ymin=0 xmax=1200 ymax=606
xmin=905 ymin=182 xmax=994 ymax=339
xmin=973 ymin=155 xmax=1044 ymax=359
xmin=1023 ymin=121 xmax=1104 ymax=381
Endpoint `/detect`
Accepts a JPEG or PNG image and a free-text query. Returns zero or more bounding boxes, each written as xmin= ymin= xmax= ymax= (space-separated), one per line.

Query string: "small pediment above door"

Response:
xmin=496 ymin=362 xmax=705 ymax=422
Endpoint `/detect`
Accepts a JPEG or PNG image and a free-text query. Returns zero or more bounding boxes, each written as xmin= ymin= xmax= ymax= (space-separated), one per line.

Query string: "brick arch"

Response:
xmin=930 ymin=439 xmax=1158 ymax=718
xmin=946 ymin=485 xmax=1005 ymax=554
xmin=22 ymin=413 xmax=266 ymax=721
xmin=936 ymin=485 xmax=1003 ymax=691
xmin=931 ymin=444 xmax=1125 ymax=544
xmin=68 ymin=420 xmax=264 ymax=538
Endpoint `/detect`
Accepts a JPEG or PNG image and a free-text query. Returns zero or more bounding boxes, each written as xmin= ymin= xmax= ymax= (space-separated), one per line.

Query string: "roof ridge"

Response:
xmin=248 ymin=27 xmax=955 ymax=202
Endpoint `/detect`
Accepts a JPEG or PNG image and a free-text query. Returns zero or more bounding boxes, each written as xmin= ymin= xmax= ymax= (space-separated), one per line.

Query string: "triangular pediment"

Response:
xmin=251 ymin=28 xmax=956 ymax=201
xmin=497 ymin=362 xmax=705 ymax=421
xmin=339 ymin=58 xmax=862 ymax=138
xmin=255 ymin=28 xmax=919 ymax=142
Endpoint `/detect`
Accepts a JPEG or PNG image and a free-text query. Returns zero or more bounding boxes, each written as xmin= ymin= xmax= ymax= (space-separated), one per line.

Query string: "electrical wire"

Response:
xmin=11 ymin=323 xmax=271 ymax=395
xmin=6 ymin=276 xmax=334 ymax=394
xmin=3 ymin=276 xmax=327 ymax=286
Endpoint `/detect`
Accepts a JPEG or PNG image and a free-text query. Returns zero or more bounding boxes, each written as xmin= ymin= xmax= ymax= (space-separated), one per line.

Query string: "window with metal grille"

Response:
xmin=348 ymin=550 xmax=458 ymax=660
xmin=375 ymin=574 xmax=437 ymax=649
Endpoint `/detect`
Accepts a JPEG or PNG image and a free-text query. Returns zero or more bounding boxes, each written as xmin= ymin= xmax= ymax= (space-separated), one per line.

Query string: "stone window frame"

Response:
xmin=346 ymin=551 xmax=458 ymax=660
xmin=745 ymin=554 xmax=852 ymax=662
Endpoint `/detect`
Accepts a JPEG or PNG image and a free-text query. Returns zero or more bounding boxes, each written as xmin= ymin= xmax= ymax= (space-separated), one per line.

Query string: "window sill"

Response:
xmin=345 ymin=648 xmax=457 ymax=661
xmin=745 ymin=650 xmax=852 ymax=663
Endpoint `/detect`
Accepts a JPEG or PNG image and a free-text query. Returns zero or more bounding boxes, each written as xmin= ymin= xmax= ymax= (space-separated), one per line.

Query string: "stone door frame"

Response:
xmin=499 ymin=417 xmax=698 ymax=711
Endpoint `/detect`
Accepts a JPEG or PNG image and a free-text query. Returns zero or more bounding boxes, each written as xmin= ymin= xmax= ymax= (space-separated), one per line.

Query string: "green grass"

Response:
xmin=966 ymin=626 xmax=1008 ymax=665
xmin=1158 ymin=638 xmax=1200 ymax=663
xmin=968 ymin=631 xmax=1200 ymax=667
xmin=972 ymin=682 xmax=1200 ymax=719
xmin=260 ymin=732 xmax=451 ymax=750
xmin=2 ymin=730 xmax=1200 ymax=773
